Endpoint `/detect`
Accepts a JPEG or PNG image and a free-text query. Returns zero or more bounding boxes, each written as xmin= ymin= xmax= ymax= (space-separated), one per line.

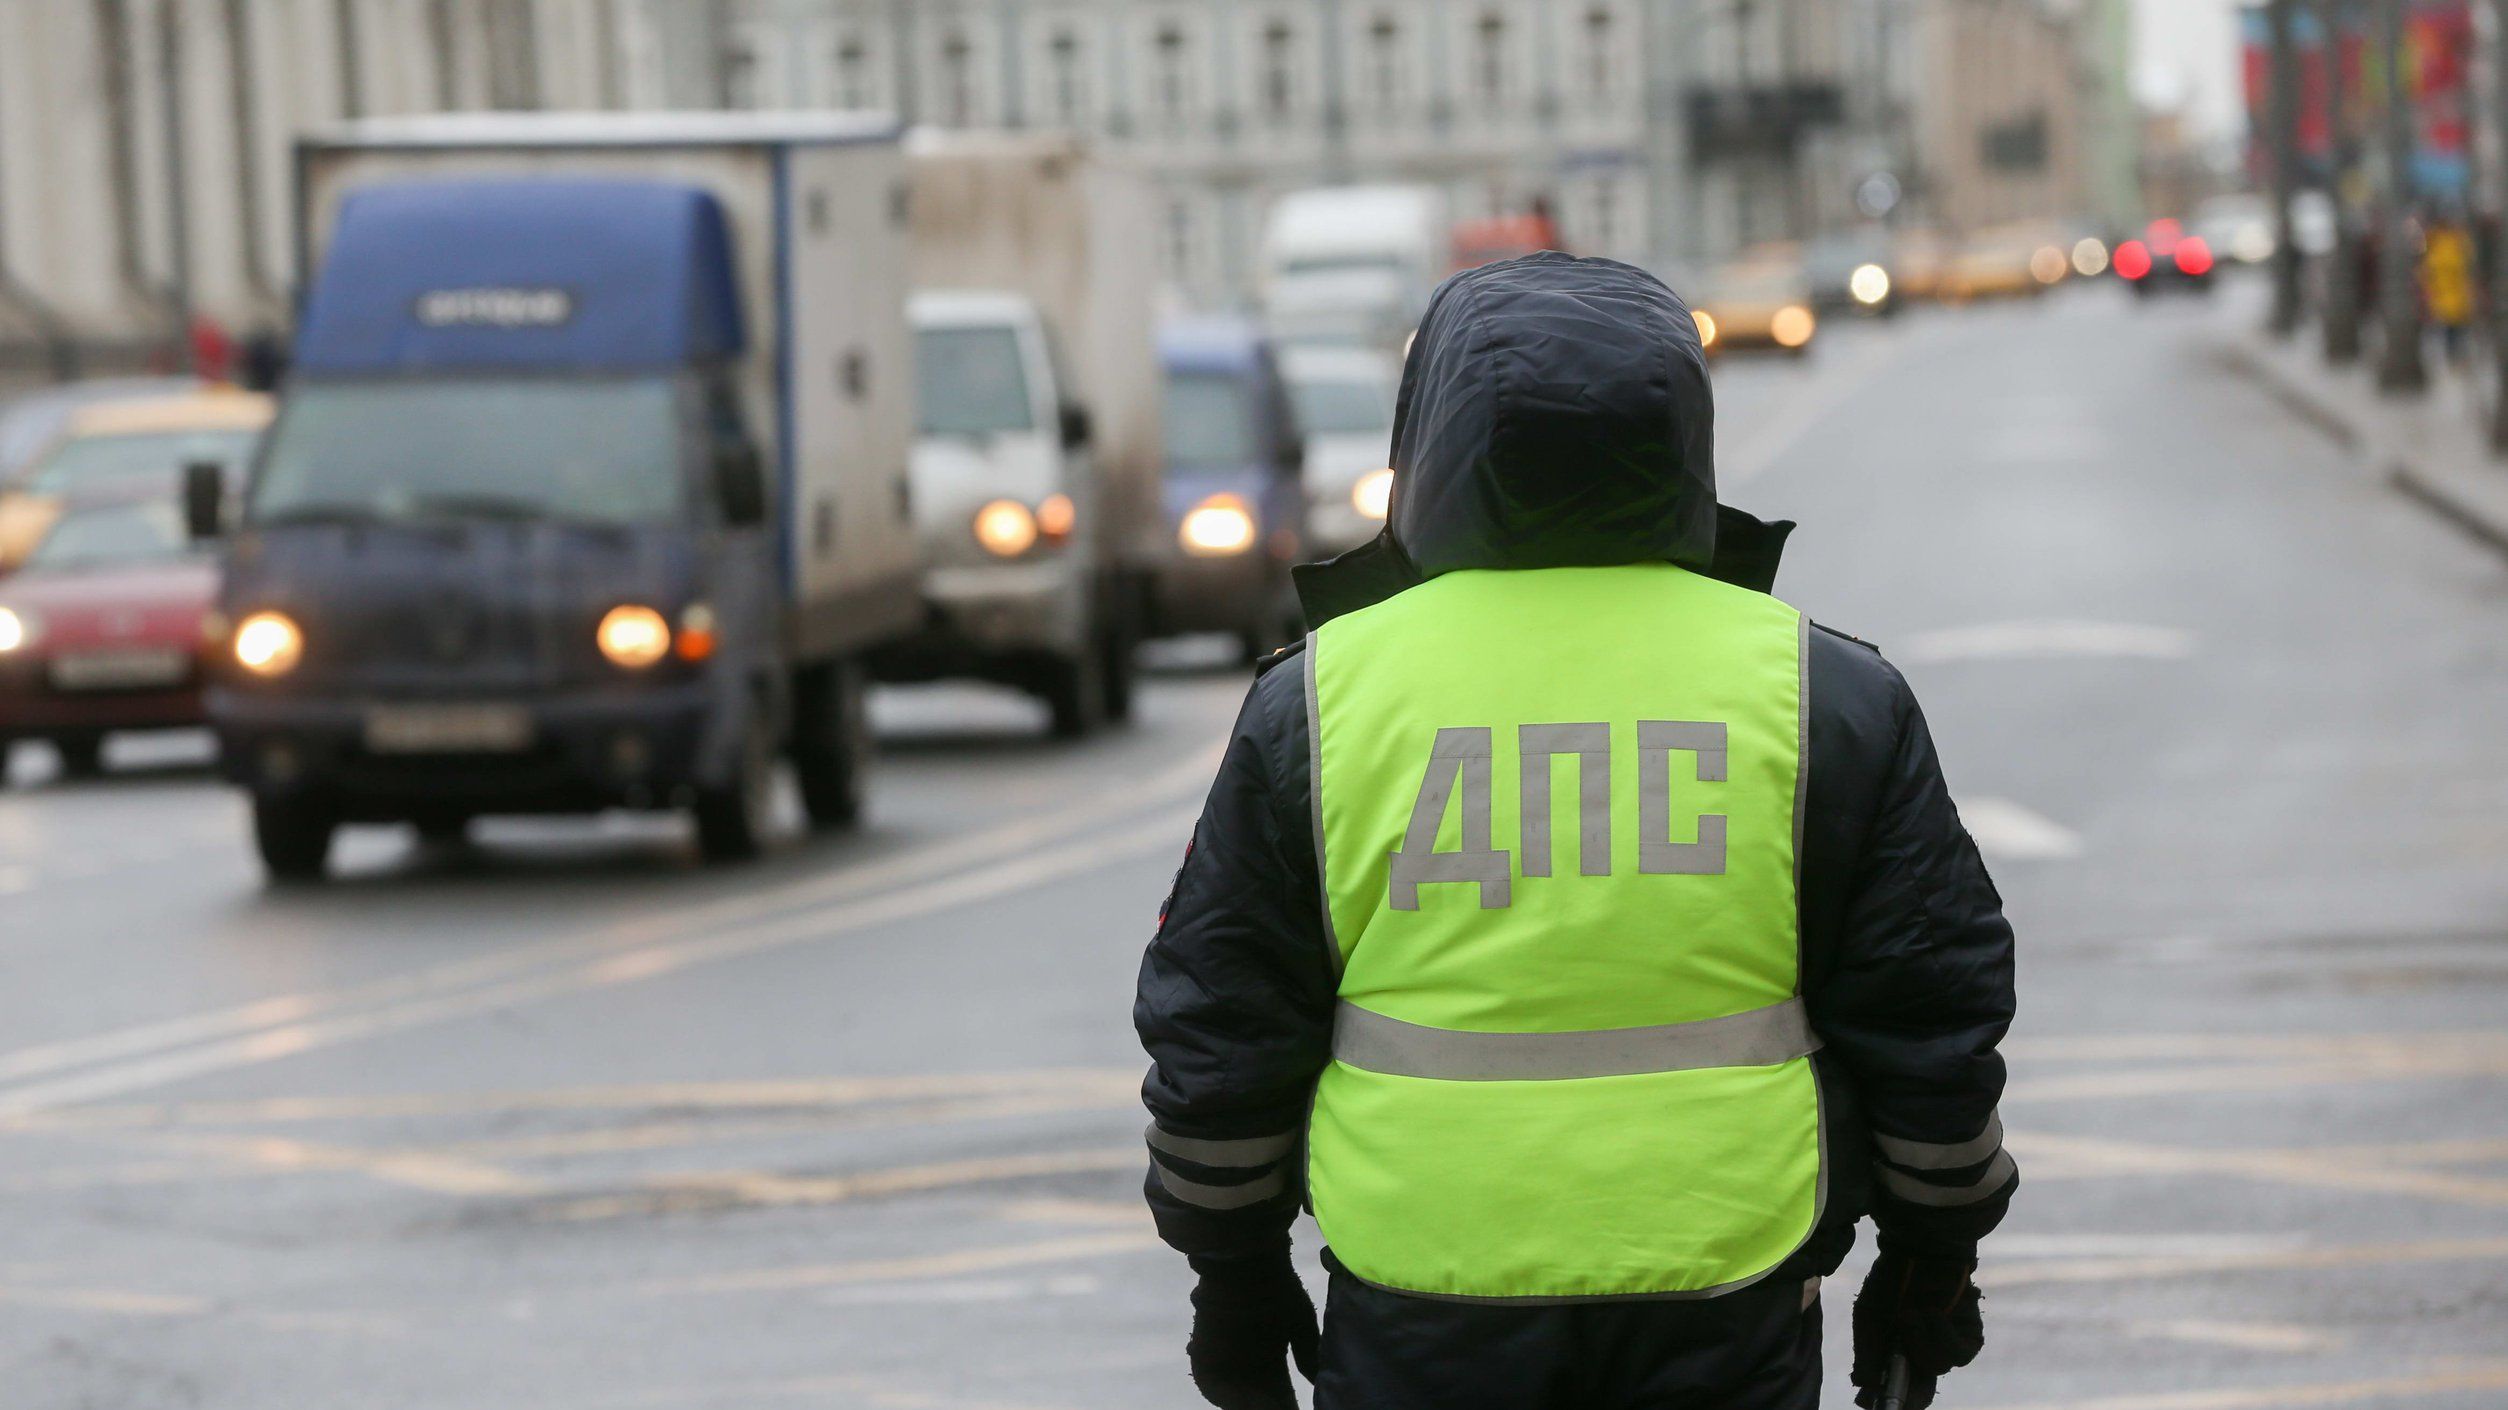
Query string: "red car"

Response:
xmin=0 ymin=496 xmax=215 ymax=780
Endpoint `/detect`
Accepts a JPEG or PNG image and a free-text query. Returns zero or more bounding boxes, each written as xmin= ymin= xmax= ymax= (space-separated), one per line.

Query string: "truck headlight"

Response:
xmin=0 ymin=606 xmax=32 ymax=653
xmin=973 ymin=499 xmax=1038 ymax=557
xmin=233 ymin=610 xmax=304 ymax=677
xmin=1849 ymin=263 xmax=1891 ymax=306
xmin=597 ymin=604 xmax=671 ymax=669
xmin=1351 ymin=469 xmax=1393 ymax=522
xmin=1179 ymin=494 xmax=1256 ymax=556
xmin=1771 ymin=305 xmax=1816 ymax=349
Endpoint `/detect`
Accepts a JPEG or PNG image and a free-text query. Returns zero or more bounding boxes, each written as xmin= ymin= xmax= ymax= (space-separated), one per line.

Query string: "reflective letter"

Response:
xmin=1637 ymin=720 xmax=1727 ymax=875
xmin=1518 ymin=722 xmax=1611 ymax=878
xmin=1388 ymin=728 xmax=1513 ymax=909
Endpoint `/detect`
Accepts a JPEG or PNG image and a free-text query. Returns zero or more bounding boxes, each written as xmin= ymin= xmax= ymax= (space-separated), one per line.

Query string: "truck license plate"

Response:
xmin=50 ymin=648 xmax=189 ymax=692
xmin=363 ymin=703 xmax=533 ymax=754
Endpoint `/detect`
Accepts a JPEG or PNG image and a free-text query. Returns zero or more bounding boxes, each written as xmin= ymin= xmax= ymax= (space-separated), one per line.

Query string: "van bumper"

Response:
xmin=209 ymin=683 xmax=720 ymax=820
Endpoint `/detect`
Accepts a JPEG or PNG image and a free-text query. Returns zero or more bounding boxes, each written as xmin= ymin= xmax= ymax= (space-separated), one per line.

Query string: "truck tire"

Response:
xmin=694 ymin=711 xmax=776 ymax=862
xmin=1043 ymin=647 xmax=1107 ymax=739
xmin=254 ymin=796 xmax=337 ymax=882
xmin=791 ymin=660 xmax=869 ymax=831
xmin=1098 ymin=585 xmax=1139 ymax=726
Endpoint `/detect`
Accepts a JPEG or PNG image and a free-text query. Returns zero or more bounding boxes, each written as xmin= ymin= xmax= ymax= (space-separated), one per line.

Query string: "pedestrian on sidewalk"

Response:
xmin=1135 ymin=253 xmax=2019 ymax=1410
xmin=2423 ymin=211 xmax=2476 ymax=364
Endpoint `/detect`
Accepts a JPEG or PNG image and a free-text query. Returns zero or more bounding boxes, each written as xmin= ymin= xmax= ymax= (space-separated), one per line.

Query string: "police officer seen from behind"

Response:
xmin=1135 ymin=254 xmax=2017 ymax=1409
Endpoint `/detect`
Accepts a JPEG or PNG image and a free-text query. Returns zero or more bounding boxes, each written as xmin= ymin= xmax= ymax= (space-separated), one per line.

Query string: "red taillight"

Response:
xmin=2114 ymin=240 xmax=2154 ymax=280
xmin=2174 ymin=237 xmax=2213 ymax=277
xmin=2147 ymin=218 xmax=2183 ymax=246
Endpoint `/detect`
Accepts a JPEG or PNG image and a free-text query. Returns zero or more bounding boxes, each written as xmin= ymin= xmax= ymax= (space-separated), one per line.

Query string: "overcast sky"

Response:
xmin=2132 ymin=0 xmax=2249 ymax=145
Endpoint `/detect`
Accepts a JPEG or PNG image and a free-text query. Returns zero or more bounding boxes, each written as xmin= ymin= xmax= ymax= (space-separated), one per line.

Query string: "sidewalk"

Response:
xmin=2215 ymin=290 xmax=2508 ymax=556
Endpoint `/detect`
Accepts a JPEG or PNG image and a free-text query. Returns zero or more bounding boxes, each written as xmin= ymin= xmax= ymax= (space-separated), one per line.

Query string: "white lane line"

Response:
xmin=0 ymin=745 xmax=1215 ymax=1099
xmin=1720 ymin=330 xmax=1911 ymax=486
xmin=1961 ymin=797 xmax=2084 ymax=861
xmin=1904 ymin=620 xmax=2198 ymax=664
xmin=0 ymin=807 xmax=1195 ymax=1118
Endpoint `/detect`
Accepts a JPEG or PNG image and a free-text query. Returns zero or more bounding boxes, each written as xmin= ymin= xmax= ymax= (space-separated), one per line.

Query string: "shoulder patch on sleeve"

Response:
xmin=1812 ymin=621 xmax=1882 ymax=655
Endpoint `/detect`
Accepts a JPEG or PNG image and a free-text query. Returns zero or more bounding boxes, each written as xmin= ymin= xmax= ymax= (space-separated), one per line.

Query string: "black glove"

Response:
xmin=1185 ymin=1246 xmax=1320 ymax=1410
xmin=1851 ymin=1246 xmax=1984 ymax=1409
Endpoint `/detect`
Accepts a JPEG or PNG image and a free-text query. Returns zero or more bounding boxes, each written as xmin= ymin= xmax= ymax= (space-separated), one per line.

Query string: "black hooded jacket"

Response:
xmin=1134 ymin=254 xmax=2017 ymax=1285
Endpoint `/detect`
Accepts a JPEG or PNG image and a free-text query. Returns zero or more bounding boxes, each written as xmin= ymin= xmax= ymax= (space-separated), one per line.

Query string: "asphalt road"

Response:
xmin=5 ymin=283 xmax=2507 ymax=1410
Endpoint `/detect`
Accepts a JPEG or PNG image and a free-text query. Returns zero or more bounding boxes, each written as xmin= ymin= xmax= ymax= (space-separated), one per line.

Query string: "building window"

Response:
xmin=1049 ymin=26 xmax=1085 ymax=124
xmin=1367 ymin=12 xmax=1403 ymax=116
xmin=1155 ymin=22 xmax=1189 ymax=129
xmin=1166 ymin=196 xmax=1196 ymax=285
xmin=1584 ymin=6 xmax=1614 ymax=104
xmin=834 ymin=32 xmax=871 ymax=109
xmin=940 ymin=29 xmax=975 ymax=126
xmin=1261 ymin=19 xmax=1295 ymax=123
xmin=1474 ymin=10 xmax=1508 ymax=107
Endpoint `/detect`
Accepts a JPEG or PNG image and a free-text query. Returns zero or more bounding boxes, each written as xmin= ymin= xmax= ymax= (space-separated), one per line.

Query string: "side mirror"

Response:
xmin=714 ymin=442 xmax=768 ymax=527
xmin=182 ymin=460 xmax=226 ymax=541
xmin=1057 ymin=402 xmax=1094 ymax=452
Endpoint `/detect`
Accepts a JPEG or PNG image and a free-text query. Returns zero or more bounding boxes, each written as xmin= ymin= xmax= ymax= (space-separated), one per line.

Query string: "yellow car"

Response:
xmin=1691 ymin=257 xmax=1818 ymax=357
xmin=0 ymin=391 xmax=273 ymax=571
xmin=1943 ymin=222 xmax=2072 ymax=301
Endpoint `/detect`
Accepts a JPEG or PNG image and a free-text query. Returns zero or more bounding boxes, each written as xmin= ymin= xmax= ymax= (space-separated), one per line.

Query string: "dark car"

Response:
xmin=2116 ymin=218 xmax=2217 ymax=297
xmin=0 ymin=495 xmax=216 ymax=780
xmin=1149 ymin=317 xmax=1307 ymax=661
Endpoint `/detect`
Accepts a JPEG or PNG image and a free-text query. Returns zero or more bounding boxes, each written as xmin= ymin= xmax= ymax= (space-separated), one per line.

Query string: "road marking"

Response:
xmin=0 ymin=1284 xmax=214 ymax=1317
xmin=0 ymin=745 xmax=1214 ymax=1102
xmin=1983 ymin=1234 xmax=2508 ymax=1289
xmin=97 ymin=1128 xmax=544 ymax=1197
xmin=643 ymin=1230 xmax=1160 ymax=1296
xmin=2005 ymin=1048 xmax=2508 ymax=1106
xmin=1720 ymin=329 xmax=1911 ymax=486
xmin=1961 ymin=798 xmax=2085 ymax=860
xmin=546 ymin=1147 xmax=1140 ymax=1223
xmin=1904 ymin=620 xmax=2198 ymax=664
xmin=2011 ymin=1131 xmax=2508 ymax=1208
xmin=0 ymin=807 xmax=1194 ymax=1118
xmin=2120 ymin=1319 xmax=2344 ymax=1354
xmin=2012 ymin=1031 xmax=2508 ymax=1063
xmin=1975 ymin=1361 xmax=2508 ymax=1410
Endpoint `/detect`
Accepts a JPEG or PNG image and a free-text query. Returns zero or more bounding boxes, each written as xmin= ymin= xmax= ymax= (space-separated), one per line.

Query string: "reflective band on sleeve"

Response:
xmin=1874 ymin=1113 xmax=2005 ymax=1171
xmin=1332 ymin=996 xmax=1820 ymax=1082
xmin=1877 ymin=1149 xmax=2017 ymax=1207
xmin=1145 ymin=1123 xmax=1299 ymax=1169
xmin=1155 ymin=1163 xmax=1289 ymax=1210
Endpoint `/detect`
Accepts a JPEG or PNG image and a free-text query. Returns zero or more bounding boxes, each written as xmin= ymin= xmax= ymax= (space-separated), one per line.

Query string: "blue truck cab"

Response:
xmin=1149 ymin=317 xmax=1307 ymax=662
xmin=203 ymin=115 xmax=918 ymax=880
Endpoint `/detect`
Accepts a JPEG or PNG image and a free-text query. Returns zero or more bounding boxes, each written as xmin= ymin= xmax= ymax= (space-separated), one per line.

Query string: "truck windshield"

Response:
xmin=1289 ymin=377 xmax=1391 ymax=437
xmin=1162 ymin=373 xmax=1259 ymax=474
xmin=916 ymin=327 xmax=1033 ymax=437
xmin=250 ymin=379 xmax=683 ymax=526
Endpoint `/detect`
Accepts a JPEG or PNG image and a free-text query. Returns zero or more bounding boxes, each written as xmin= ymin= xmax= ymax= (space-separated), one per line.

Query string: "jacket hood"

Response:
xmin=1295 ymin=253 xmax=1793 ymax=629
xmin=1388 ymin=252 xmax=1718 ymax=578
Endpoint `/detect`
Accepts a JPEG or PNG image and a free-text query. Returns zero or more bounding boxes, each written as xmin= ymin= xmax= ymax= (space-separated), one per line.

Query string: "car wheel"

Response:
xmin=254 ymin=795 xmax=337 ymax=883
xmin=694 ymin=709 xmax=776 ymax=862
xmin=1043 ymin=645 xmax=1107 ymax=740
xmin=791 ymin=660 xmax=868 ymax=831
xmin=1098 ymin=585 xmax=1140 ymax=726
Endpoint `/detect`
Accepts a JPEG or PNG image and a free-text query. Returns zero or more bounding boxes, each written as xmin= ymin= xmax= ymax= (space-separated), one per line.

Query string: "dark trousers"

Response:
xmin=1313 ymin=1260 xmax=1823 ymax=1410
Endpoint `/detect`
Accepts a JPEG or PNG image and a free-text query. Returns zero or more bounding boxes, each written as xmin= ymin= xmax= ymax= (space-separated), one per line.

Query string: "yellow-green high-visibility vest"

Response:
xmin=1304 ymin=562 xmax=1821 ymax=1301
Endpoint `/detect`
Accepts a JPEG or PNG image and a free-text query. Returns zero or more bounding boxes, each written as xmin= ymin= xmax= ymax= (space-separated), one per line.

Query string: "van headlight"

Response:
xmin=0 ymin=606 xmax=33 ymax=653
xmin=1771 ymin=305 xmax=1816 ymax=349
xmin=1849 ymin=263 xmax=1891 ymax=305
xmin=973 ymin=499 xmax=1039 ymax=557
xmin=1351 ymin=469 xmax=1394 ymax=521
xmin=233 ymin=610 xmax=304 ymax=677
xmin=596 ymin=605 xmax=671 ymax=669
xmin=1179 ymin=494 xmax=1257 ymax=556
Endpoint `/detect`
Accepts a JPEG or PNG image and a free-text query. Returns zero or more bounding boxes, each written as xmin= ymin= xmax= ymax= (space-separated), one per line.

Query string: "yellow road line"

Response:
xmin=0 ymin=1285 xmax=212 ymax=1317
xmin=2119 ymin=1319 xmax=2344 ymax=1354
xmin=2013 ymin=1131 xmax=2508 ymax=1207
xmin=2005 ymin=1050 xmax=2508 ymax=1106
xmin=2011 ymin=1032 xmax=2508 ymax=1063
xmin=1976 ymin=1361 xmax=2508 ymax=1410
xmin=643 ymin=1230 xmax=1161 ymax=1296
xmin=546 ymin=1147 xmax=1139 ymax=1223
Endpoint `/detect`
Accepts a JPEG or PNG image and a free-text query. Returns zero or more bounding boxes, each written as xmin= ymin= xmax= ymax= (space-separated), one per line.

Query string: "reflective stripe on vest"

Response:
xmin=1306 ymin=563 xmax=1822 ymax=1302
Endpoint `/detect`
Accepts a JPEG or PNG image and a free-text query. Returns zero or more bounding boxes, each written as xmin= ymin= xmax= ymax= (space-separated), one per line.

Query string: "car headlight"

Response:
xmin=973 ymin=499 xmax=1039 ymax=558
xmin=2071 ymin=237 xmax=2110 ymax=278
xmin=233 ymin=610 xmax=304 ymax=677
xmin=1849 ymin=263 xmax=1891 ymax=306
xmin=1351 ymin=468 xmax=1394 ymax=522
xmin=1179 ymin=494 xmax=1257 ymax=557
xmin=2030 ymin=245 xmax=2069 ymax=285
xmin=596 ymin=604 xmax=671 ymax=669
xmin=0 ymin=605 xmax=34 ymax=653
xmin=1692 ymin=310 xmax=1719 ymax=348
xmin=1771 ymin=305 xmax=1816 ymax=349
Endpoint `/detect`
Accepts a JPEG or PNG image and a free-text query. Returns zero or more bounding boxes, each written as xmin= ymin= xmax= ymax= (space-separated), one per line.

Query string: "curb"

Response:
xmin=2214 ymin=334 xmax=2508 ymax=561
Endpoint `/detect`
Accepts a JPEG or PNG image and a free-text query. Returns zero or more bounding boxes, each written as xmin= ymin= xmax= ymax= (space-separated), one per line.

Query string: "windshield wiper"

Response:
xmin=252 ymin=503 xmax=385 ymax=528
xmin=407 ymin=491 xmax=550 ymax=522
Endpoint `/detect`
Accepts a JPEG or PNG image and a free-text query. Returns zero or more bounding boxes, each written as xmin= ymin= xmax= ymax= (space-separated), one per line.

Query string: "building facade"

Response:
xmin=0 ymin=0 xmax=2098 ymax=378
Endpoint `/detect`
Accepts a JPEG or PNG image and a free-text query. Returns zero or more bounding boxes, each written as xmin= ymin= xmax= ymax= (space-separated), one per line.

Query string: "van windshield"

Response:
xmin=916 ymin=327 xmax=1034 ymax=437
xmin=250 ymin=378 xmax=683 ymax=526
xmin=1162 ymin=373 xmax=1259 ymax=473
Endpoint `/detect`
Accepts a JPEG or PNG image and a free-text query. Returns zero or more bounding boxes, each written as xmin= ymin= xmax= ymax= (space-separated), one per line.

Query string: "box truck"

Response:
xmin=873 ymin=131 xmax=1162 ymax=736
xmin=1258 ymin=184 xmax=1449 ymax=352
xmin=197 ymin=112 xmax=920 ymax=879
